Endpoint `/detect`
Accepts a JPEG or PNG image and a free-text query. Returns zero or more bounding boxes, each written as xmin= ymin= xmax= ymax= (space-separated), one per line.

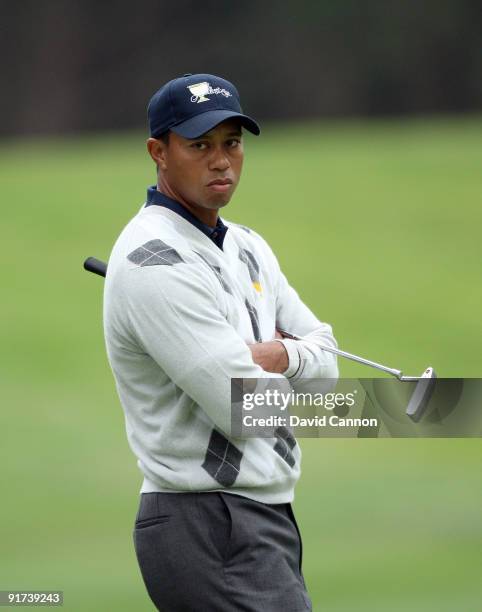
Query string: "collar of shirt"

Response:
xmin=145 ymin=186 xmax=228 ymax=250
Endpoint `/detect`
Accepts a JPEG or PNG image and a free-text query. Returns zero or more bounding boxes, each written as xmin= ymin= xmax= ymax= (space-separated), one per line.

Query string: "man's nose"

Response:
xmin=208 ymin=146 xmax=230 ymax=171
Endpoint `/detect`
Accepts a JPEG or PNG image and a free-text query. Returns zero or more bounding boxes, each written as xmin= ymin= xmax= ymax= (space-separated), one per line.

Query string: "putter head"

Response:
xmin=405 ymin=367 xmax=437 ymax=422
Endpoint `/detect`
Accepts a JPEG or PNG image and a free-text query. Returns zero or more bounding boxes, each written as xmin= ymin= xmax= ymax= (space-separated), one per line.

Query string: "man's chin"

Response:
xmin=204 ymin=194 xmax=232 ymax=209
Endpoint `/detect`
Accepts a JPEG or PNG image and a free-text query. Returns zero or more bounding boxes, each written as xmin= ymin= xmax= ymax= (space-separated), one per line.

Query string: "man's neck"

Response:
xmin=156 ymin=184 xmax=218 ymax=228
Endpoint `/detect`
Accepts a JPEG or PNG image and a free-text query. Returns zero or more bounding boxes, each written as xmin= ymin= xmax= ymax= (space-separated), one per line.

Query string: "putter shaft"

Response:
xmin=277 ymin=328 xmax=405 ymax=380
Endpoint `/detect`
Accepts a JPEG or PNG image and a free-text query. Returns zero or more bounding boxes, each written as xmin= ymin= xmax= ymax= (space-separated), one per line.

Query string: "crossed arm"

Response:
xmin=124 ymin=252 xmax=338 ymax=435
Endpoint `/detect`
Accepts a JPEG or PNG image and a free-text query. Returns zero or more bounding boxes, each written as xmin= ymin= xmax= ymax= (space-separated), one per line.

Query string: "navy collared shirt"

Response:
xmin=145 ymin=186 xmax=228 ymax=250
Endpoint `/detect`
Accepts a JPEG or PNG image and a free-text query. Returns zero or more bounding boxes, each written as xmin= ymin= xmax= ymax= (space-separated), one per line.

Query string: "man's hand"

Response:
xmin=248 ymin=339 xmax=289 ymax=374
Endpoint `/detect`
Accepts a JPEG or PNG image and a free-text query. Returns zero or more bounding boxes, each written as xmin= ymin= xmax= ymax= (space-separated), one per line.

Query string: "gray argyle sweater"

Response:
xmin=103 ymin=197 xmax=338 ymax=504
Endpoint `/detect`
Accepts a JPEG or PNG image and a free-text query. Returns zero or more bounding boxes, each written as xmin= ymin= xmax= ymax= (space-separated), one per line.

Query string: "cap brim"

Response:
xmin=170 ymin=110 xmax=260 ymax=138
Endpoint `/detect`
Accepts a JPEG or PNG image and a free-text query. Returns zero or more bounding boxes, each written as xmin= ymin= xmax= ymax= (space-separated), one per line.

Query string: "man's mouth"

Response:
xmin=207 ymin=178 xmax=233 ymax=193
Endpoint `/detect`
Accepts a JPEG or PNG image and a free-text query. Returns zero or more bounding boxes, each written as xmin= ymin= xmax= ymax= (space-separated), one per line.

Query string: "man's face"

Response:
xmin=158 ymin=119 xmax=244 ymax=210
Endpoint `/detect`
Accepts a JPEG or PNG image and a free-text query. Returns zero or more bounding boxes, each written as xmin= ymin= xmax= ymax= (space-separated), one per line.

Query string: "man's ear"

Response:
xmin=147 ymin=138 xmax=168 ymax=171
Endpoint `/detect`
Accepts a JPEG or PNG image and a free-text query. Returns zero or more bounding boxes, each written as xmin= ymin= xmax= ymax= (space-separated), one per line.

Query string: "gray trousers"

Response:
xmin=133 ymin=491 xmax=312 ymax=611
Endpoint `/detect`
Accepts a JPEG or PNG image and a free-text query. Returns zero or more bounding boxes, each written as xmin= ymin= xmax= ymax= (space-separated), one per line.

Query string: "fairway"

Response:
xmin=1 ymin=117 xmax=481 ymax=611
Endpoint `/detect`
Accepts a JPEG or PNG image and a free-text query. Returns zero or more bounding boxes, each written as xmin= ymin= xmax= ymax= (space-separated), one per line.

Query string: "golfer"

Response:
xmin=103 ymin=73 xmax=338 ymax=611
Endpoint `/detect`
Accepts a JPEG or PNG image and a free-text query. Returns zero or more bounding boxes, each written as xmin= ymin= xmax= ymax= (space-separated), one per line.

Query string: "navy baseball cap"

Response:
xmin=147 ymin=73 xmax=260 ymax=139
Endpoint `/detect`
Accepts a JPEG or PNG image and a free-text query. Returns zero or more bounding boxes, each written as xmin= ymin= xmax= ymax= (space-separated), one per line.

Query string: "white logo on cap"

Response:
xmin=187 ymin=82 xmax=232 ymax=104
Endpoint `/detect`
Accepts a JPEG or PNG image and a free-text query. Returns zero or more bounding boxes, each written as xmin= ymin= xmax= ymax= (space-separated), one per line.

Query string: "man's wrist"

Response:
xmin=248 ymin=340 xmax=290 ymax=374
xmin=273 ymin=338 xmax=301 ymax=378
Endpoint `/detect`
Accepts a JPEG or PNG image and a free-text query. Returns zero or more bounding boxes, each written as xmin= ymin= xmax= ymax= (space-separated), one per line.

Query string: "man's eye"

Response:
xmin=227 ymin=139 xmax=241 ymax=148
xmin=191 ymin=142 xmax=208 ymax=150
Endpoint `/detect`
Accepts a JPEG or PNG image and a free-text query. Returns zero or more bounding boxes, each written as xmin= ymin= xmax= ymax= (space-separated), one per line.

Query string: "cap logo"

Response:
xmin=187 ymin=81 xmax=232 ymax=104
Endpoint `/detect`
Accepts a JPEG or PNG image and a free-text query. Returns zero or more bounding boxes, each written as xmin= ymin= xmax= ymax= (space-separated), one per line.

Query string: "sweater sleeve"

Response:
xmin=123 ymin=263 xmax=288 ymax=437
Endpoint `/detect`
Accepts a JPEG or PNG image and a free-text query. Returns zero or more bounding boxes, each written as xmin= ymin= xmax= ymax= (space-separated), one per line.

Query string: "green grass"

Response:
xmin=1 ymin=116 xmax=481 ymax=610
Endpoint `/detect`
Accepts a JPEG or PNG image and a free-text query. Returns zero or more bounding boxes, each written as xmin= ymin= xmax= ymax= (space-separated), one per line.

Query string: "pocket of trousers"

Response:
xmin=198 ymin=493 xmax=234 ymax=564
xmin=134 ymin=515 xmax=171 ymax=529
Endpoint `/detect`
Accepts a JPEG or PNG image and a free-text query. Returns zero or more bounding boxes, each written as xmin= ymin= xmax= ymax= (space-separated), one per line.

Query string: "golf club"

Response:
xmin=84 ymin=257 xmax=107 ymax=277
xmin=277 ymin=329 xmax=435 ymax=383
xmin=277 ymin=329 xmax=436 ymax=423
xmin=83 ymin=256 xmax=436 ymax=422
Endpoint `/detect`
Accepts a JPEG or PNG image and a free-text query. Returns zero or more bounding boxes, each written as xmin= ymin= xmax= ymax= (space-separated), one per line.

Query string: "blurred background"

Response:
xmin=1 ymin=1 xmax=481 ymax=610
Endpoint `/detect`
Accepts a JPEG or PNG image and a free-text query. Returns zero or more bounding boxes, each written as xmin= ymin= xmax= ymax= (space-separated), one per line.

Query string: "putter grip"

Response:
xmin=84 ymin=257 xmax=107 ymax=278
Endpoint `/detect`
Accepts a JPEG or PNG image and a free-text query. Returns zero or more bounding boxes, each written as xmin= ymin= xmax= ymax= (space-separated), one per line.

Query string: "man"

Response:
xmin=103 ymin=73 xmax=338 ymax=611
